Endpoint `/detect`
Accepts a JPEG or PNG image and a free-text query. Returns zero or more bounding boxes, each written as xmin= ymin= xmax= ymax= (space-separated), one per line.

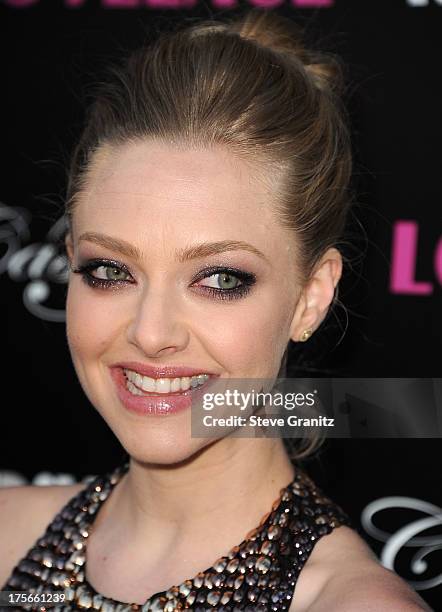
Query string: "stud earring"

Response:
xmin=299 ymin=328 xmax=313 ymax=342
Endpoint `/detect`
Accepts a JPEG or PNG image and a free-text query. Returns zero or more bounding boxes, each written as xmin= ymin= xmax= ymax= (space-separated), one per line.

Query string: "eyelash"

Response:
xmin=70 ymin=259 xmax=257 ymax=301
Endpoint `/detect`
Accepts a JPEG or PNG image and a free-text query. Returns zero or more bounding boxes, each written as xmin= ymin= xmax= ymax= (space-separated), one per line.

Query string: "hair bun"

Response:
xmin=228 ymin=9 xmax=345 ymax=95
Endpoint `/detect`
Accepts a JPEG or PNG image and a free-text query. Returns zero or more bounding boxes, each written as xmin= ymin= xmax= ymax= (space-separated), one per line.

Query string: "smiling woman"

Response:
xmin=0 ymin=8 xmax=432 ymax=612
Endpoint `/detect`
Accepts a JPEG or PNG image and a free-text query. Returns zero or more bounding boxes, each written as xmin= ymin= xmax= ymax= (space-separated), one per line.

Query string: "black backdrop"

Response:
xmin=1 ymin=0 xmax=441 ymax=609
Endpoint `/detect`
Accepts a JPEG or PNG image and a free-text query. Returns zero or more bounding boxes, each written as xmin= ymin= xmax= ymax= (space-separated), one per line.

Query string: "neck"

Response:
xmin=111 ymin=438 xmax=295 ymax=547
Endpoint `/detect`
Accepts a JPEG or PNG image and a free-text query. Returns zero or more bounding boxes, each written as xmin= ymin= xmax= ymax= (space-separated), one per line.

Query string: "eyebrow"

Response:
xmin=77 ymin=232 xmax=269 ymax=263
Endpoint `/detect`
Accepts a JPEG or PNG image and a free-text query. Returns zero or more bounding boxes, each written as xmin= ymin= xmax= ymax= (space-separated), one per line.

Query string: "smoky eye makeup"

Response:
xmin=190 ymin=264 xmax=257 ymax=301
xmin=70 ymin=257 xmax=258 ymax=301
xmin=70 ymin=258 xmax=134 ymax=290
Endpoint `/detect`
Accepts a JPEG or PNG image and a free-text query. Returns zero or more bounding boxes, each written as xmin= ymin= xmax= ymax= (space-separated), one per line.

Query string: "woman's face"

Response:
xmin=66 ymin=139 xmax=303 ymax=465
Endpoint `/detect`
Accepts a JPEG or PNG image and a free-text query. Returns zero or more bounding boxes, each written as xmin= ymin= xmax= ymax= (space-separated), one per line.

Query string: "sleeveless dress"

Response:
xmin=1 ymin=461 xmax=353 ymax=611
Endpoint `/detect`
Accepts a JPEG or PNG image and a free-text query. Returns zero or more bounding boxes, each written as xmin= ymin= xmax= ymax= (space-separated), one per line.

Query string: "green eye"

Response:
xmin=94 ymin=265 xmax=129 ymax=281
xmin=217 ymin=273 xmax=240 ymax=290
xmin=193 ymin=267 xmax=256 ymax=301
xmin=72 ymin=259 xmax=135 ymax=289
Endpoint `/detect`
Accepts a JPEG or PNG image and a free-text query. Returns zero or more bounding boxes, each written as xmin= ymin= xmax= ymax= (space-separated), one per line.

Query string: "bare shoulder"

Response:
xmin=289 ymin=525 xmax=432 ymax=611
xmin=0 ymin=481 xmax=86 ymax=588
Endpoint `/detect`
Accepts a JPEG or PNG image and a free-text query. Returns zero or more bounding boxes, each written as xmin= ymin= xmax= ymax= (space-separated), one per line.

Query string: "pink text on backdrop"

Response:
xmin=390 ymin=220 xmax=442 ymax=294
xmin=5 ymin=0 xmax=334 ymax=8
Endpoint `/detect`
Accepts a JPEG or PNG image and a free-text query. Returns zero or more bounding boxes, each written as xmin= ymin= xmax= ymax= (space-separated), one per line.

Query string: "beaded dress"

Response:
xmin=2 ymin=461 xmax=352 ymax=611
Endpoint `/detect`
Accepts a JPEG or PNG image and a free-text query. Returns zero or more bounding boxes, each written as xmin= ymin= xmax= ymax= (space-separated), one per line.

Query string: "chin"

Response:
xmin=115 ymin=430 xmax=217 ymax=467
xmin=91 ymin=400 xmax=217 ymax=466
xmin=81 ymin=371 xmax=242 ymax=466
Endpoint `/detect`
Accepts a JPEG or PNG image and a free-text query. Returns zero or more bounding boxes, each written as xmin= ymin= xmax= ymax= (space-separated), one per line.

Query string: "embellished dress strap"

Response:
xmin=0 ymin=465 xmax=126 ymax=611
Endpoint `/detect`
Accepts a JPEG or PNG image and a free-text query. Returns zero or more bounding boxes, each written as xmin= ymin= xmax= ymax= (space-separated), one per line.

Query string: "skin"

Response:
xmin=64 ymin=138 xmax=343 ymax=603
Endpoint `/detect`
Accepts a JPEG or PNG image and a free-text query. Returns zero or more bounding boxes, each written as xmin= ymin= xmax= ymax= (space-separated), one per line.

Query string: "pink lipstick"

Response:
xmin=109 ymin=363 xmax=219 ymax=416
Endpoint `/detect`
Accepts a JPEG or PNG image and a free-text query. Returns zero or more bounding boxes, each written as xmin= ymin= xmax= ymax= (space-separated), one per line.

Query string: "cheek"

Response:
xmin=65 ymin=281 xmax=120 ymax=360
xmin=201 ymin=296 xmax=290 ymax=375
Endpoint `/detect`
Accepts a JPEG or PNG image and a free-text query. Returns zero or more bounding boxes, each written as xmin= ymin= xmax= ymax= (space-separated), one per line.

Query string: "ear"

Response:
xmin=289 ymin=248 xmax=342 ymax=343
xmin=65 ymin=232 xmax=74 ymax=264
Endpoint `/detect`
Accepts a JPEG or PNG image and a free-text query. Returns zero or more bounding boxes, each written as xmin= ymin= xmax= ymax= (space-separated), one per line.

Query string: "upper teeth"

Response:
xmin=124 ymin=369 xmax=210 ymax=394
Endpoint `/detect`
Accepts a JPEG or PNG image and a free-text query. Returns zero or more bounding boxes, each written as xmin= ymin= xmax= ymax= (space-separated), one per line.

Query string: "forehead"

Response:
xmin=77 ymin=140 xmax=276 ymax=211
xmin=72 ymin=139 xmax=297 ymax=259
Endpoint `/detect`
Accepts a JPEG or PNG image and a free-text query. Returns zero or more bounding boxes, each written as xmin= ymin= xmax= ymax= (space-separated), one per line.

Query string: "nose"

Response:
xmin=126 ymin=286 xmax=190 ymax=359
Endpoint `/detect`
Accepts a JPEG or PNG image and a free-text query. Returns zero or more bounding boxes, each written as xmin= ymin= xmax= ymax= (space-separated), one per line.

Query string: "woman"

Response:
xmin=0 ymin=9 xmax=431 ymax=612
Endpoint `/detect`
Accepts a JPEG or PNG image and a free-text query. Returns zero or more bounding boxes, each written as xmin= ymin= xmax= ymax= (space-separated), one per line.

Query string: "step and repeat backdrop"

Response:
xmin=1 ymin=0 xmax=441 ymax=608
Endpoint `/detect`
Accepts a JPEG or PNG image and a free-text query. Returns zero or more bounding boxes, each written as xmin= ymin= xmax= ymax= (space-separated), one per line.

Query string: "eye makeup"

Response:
xmin=71 ymin=258 xmax=257 ymax=301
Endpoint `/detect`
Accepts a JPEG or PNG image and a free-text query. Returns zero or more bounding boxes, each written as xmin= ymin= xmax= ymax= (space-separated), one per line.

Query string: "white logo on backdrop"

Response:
xmin=0 ymin=201 xmax=68 ymax=322
xmin=362 ymin=497 xmax=442 ymax=591
xmin=407 ymin=0 xmax=442 ymax=5
xmin=0 ymin=470 xmax=94 ymax=487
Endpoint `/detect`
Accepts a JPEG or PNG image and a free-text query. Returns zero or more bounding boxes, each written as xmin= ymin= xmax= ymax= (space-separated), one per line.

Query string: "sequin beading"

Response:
xmin=2 ymin=462 xmax=352 ymax=611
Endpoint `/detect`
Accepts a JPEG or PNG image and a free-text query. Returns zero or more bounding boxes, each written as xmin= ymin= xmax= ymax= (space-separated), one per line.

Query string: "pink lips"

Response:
xmin=109 ymin=365 xmax=217 ymax=417
xmin=112 ymin=361 xmax=216 ymax=379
